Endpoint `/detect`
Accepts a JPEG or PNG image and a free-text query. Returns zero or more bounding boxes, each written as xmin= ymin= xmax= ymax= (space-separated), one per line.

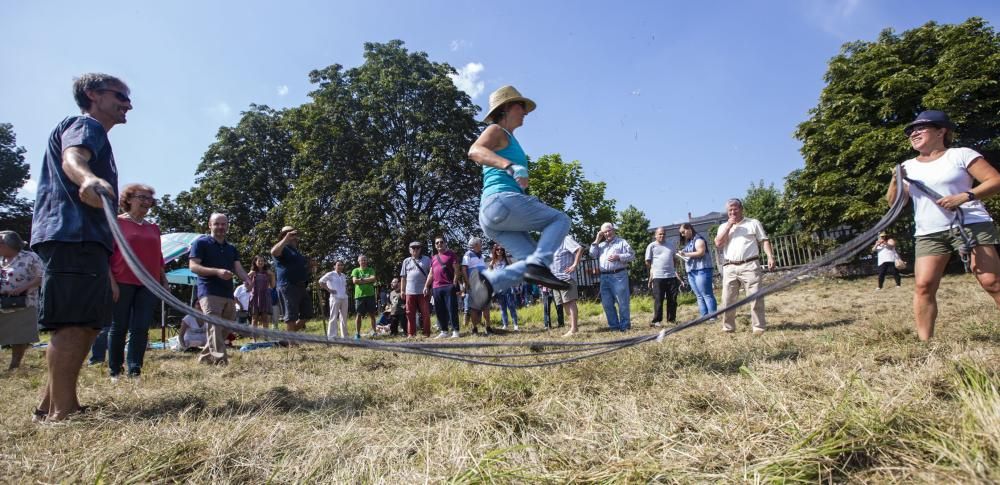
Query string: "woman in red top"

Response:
xmin=104 ymin=183 xmax=166 ymax=381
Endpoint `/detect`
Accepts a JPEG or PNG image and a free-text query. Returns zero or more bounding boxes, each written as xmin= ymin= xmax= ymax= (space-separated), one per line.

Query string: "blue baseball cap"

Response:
xmin=904 ymin=110 xmax=956 ymax=135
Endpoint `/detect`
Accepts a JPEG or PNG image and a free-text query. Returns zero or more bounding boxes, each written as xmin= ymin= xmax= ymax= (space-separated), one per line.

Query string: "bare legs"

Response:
xmin=912 ymin=245 xmax=1000 ymax=341
xmin=37 ymin=326 xmax=100 ymax=421
xmin=7 ymin=344 xmax=29 ymax=370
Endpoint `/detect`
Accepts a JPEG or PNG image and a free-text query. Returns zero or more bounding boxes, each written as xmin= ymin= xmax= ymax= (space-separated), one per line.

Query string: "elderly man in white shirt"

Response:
xmin=318 ymin=261 xmax=350 ymax=338
xmin=714 ymin=198 xmax=776 ymax=334
xmin=589 ymin=222 xmax=636 ymax=331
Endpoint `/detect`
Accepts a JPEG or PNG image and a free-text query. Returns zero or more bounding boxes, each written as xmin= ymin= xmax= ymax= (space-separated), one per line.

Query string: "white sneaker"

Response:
xmin=110 ymin=376 xmax=120 ymax=384
xmin=513 ymin=324 xmax=519 ymax=331
xmin=435 ymin=331 xmax=448 ymax=339
xmin=450 ymin=331 xmax=460 ymax=338
xmin=501 ymin=324 xmax=508 ymax=330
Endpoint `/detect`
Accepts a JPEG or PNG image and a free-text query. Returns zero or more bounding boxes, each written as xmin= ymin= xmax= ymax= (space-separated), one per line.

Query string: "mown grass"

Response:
xmin=1 ymin=274 xmax=998 ymax=483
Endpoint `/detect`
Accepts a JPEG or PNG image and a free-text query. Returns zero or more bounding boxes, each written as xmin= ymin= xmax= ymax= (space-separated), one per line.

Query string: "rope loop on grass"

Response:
xmin=96 ymin=168 xmax=908 ymax=368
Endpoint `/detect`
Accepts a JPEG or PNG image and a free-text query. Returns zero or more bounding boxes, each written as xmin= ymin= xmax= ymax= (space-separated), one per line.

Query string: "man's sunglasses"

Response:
xmin=99 ymin=88 xmax=131 ymax=103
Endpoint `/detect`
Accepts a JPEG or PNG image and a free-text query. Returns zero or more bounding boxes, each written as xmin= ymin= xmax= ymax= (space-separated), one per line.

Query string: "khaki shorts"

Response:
xmin=915 ymin=221 xmax=1000 ymax=258
xmin=553 ymin=280 xmax=578 ymax=305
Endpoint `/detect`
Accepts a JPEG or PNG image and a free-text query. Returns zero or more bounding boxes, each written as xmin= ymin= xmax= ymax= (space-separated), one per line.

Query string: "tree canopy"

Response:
xmin=528 ymin=153 xmax=618 ymax=245
xmin=0 ymin=123 xmax=32 ymax=238
xmin=616 ymin=205 xmax=651 ymax=283
xmin=743 ymin=179 xmax=795 ymax=236
xmin=789 ymin=18 xmax=1000 ymax=235
xmin=153 ymin=41 xmax=482 ymax=281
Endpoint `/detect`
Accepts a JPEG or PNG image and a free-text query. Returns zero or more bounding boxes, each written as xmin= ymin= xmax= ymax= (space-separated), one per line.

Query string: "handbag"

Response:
xmin=894 ymin=259 xmax=907 ymax=271
xmin=0 ymin=294 xmax=27 ymax=309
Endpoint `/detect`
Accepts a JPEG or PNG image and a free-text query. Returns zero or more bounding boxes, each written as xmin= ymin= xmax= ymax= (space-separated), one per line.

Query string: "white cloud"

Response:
xmin=17 ymin=178 xmax=37 ymax=199
xmin=277 ymin=85 xmax=289 ymax=96
xmin=450 ymin=39 xmax=469 ymax=52
xmin=631 ymin=89 xmax=641 ymax=96
xmin=206 ymin=102 xmax=232 ymax=119
xmin=449 ymin=62 xmax=485 ymax=99
xmin=805 ymin=0 xmax=863 ymax=37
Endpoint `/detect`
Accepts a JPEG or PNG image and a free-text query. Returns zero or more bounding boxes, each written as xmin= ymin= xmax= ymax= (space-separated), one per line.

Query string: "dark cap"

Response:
xmin=408 ymin=241 xmax=423 ymax=248
xmin=904 ymin=110 xmax=956 ymax=135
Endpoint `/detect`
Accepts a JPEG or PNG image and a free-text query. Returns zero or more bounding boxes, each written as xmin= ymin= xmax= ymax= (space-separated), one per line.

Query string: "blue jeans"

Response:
xmin=687 ymin=268 xmax=717 ymax=317
xmin=432 ymin=285 xmax=459 ymax=332
xmin=108 ymin=283 xmax=159 ymax=376
xmin=90 ymin=327 xmax=110 ymax=364
xmin=496 ymin=289 xmax=519 ymax=327
xmin=479 ymin=192 xmax=570 ymax=292
xmin=599 ymin=271 xmax=631 ymax=330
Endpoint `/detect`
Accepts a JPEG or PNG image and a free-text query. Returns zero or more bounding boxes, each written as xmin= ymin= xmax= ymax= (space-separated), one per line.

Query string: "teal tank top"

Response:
xmin=481 ymin=127 xmax=526 ymax=198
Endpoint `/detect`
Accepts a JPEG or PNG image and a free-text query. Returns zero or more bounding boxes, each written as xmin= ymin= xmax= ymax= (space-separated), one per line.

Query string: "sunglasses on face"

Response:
xmin=99 ymin=88 xmax=131 ymax=103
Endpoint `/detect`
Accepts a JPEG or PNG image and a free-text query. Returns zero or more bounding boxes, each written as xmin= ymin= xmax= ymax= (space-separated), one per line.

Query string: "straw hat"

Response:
xmin=483 ymin=85 xmax=536 ymax=122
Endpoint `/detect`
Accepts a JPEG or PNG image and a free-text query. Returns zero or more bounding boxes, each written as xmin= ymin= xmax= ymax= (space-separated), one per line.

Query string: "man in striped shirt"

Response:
xmin=589 ymin=222 xmax=636 ymax=331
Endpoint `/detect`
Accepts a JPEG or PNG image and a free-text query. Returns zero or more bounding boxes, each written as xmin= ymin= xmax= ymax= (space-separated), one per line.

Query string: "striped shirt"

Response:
xmin=550 ymin=236 xmax=582 ymax=282
xmin=589 ymin=236 xmax=635 ymax=273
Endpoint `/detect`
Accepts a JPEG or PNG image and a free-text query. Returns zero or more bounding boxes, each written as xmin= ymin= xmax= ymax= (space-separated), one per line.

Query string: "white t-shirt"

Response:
xmin=902 ymin=147 xmax=993 ymax=236
xmin=318 ymin=271 xmax=349 ymax=300
xmin=181 ymin=314 xmax=207 ymax=347
xmin=718 ymin=218 xmax=769 ymax=263
xmin=875 ymin=243 xmax=899 ymax=266
xmin=462 ymin=250 xmax=487 ymax=276
xmin=233 ymin=285 xmax=250 ymax=311
xmin=399 ymin=256 xmax=431 ymax=295
xmin=644 ymin=241 xmax=677 ymax=278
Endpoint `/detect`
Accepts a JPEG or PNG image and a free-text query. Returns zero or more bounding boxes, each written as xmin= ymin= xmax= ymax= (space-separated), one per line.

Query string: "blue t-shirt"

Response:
xmin=189 ymin=235 xmax=241 ymax=298
xmin=275 ymin=245 xmax=309 ymax=286
xmin=482 ymin=127 xmax=526 ymax=198
xmin=31 ymin=116 xmax=119 ymax=252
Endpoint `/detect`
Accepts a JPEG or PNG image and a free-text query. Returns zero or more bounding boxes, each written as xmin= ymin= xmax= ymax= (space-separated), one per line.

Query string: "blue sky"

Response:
xmin=4 ymin=0 xmax=999 ymax=229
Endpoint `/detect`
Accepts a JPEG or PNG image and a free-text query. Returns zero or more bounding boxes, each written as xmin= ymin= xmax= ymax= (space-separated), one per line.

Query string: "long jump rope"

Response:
xmin=97 ymin=166 xmax=938 ymax=368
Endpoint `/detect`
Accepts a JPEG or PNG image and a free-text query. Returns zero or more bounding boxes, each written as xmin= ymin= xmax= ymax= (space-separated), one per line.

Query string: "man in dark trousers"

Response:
xmin=271 ymin=226 xmax=313 ymax=332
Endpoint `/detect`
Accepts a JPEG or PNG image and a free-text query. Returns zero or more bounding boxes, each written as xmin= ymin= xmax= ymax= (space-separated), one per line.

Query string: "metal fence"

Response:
xmin=767 ymin=233 xmax=827 ymax=268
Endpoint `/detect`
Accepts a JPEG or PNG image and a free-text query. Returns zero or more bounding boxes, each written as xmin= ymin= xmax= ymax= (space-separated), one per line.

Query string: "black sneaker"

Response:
xmin=467 ymin=270 xmax=494 ymax=310
xmin=523 ymin=264 xmax=570 ymax=290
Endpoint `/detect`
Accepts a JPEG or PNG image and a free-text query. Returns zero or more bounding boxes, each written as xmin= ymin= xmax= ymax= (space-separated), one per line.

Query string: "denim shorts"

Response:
xmin=34 ymin=241 xmax=113 ymax=331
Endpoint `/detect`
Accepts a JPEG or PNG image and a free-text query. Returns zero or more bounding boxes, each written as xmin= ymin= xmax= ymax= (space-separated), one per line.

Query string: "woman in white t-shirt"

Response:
xmin=871 ymin=232 xmax=900 ymax=290
xmin=886 ymin=110 xmax=1000 ymax=340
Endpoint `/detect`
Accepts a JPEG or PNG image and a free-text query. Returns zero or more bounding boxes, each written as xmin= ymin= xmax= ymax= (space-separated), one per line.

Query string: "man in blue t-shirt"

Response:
xmin=189 ymin=213 xmax=251 ymax=365
xmin=29 ymin=73 xmax=129 ymax=422
xmin=270 ymin=226 xmax=312 ymax=332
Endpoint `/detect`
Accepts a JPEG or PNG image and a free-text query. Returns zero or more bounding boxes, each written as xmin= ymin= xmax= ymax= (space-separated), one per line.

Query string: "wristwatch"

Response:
xmin=966 ymin=191 xmax=976 ymax=201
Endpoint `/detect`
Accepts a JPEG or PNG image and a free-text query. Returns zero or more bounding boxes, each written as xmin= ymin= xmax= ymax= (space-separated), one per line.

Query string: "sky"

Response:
xmin=4 ymin=0 xmax=1000 ymax=229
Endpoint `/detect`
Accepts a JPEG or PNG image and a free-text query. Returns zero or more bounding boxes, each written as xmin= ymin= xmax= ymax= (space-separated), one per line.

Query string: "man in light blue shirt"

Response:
xmin=589 ymin=222 xmax=635 ymax=331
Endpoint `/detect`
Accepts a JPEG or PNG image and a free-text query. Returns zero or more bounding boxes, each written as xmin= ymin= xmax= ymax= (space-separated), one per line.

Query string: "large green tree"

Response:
xmin=151 ymin=104 xmax=297 ymax=260
xmin=789 ymin=18 xmax=1000 ymax=235
xmin=616 ymin=205 xmax=651 ymax=283
xmin=289 ymin=40 xmax=482 ymax=278
xmin=743 ymin=179 xmax=795 ymax=236
xmin=0 ymin=123 xmax=32 ymax=237
xmin=528 ymin=153 xmax=618 ymax=244
xmin=160 ymin=41 xmax=483 ymax=283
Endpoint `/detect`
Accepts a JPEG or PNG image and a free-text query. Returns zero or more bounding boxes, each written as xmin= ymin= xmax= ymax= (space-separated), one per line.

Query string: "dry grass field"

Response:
xmin=2 ymin=273 xmax=998 ymax=483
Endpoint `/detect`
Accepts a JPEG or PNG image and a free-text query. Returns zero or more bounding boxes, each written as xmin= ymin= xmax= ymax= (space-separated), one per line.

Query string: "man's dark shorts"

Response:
xmin=35 ymin=241 xmax=113 ymax=331
xmin=279 ymin=283 xmax=313 ymax=322
xmin=355 ymin=296 xmax=376 ymax=315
